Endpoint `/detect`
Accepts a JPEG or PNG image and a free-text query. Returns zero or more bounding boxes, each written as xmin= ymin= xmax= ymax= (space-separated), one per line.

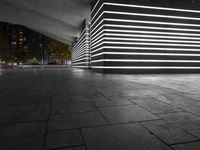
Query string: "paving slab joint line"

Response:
xmin=80 ymin=129 xmax=88 ymax=150
xmin=139 ymin=122 xmax=174 ymax=150
xmin=185 ymin=130 xmax=200 ymax=140
xmin=45 ymin=144 xmax=84 ymax=150
xmin=91 ymin=102 xmax=111 ymax=125
xmin=132 ymin=102 xmax=164 ymax=116
xmin=96 ymin=89 xmax=112 ymax=101
xmin=169 ymin=139 xmax=200 ymax=146
xmin=43 ymin=81 xmax=56 ymax=150
xmin=149 ymin=96 xmax=200 ymax=115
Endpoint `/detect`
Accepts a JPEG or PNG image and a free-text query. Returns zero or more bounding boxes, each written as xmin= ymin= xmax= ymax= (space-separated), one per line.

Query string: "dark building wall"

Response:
xmin=72 ymin=20 xmax=91 ymax=68
xmin=91 ymin=0 xmax=200 ymax=73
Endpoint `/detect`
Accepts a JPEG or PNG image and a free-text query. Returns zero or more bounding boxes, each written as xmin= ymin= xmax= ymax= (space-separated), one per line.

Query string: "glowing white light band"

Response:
xmin=91 ymin=66 xmax=200 ymax=69
xmin=72 ymin=66 xmax=89 ymax=68
xmin=105 ymin=18 xmax=200 ymax=28
xmin=101 ymin=41 xmax=200 ymax=47
xmin=91 ymin=0 xmax=100 ymax=14
xmin=104 ymin=29 xmax=200 ymax=37
xmin=73 ymin=62 xmax=90 ymax=65
xmin=91 ymin=59 xmax=200 ymax=63
xmin=101 ymin=33 xmax=200 ymax=40
xmin=91 ymin=2 xmax=200 ymax=21
xmin=99 ymin=37 xmax=200 ymax=44
xmin=104 ymin=24 xmax=200 ymax=33
xmin=104 ymin=11 xmax=200 ymax=21
xmin=91 ymin=52 xmax=200 ymax=58
xmin=73 ymin=57 xmax=89 ymax=63
xmin=105 ymin=2 xmax=200 ymax=14
xmin=73 ymin=54 xmax=90 ymax=62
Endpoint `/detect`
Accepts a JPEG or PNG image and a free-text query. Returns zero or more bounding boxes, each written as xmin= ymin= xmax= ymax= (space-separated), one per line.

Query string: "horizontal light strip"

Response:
xmin=104 ymin=24 xmax=200 ymax=33
xmin=98 ymin=46 xmax=200 ymax=52
xmin=73 ymin=42 xmax=86 ymax=52
xmin=91 ymin=52 xmax=200 ymax=58
xmin=105 ymin=2 xmax=200 ymax=14
xmin=91 ymin=19 xmax=104 ymax=34
xmin=73 ymin=54 xmax=90 ymax=60
xmin=76 ymin=29 xmax=86 ymax=41
xmin=73 ymin=44 xmax=89 ymax=52
xmin=72 ymin=66 xmax=89 ymax=68
xmin=91 ymin=29 xmax=104 ymax=42
xmin=104 ymin=28 xmax=200 ymax=37
xmin=91 ymin=47 xmax=104 ymax=54
xmin=91 ymin=38 xmax=104 ymax=47
xmin=73 ymin=48 xmax=86 ymax=56
xmin=72 ymin=54 xmax=90 ymax=61
xmin=91 ymin=2 xmax=200 ymax=22
xmin=73 ymin=51 xmax=88 ymax=58
xmin=104 ymin=11 xmax=200 ymax=21
xmin=105 ymin=18 xmax=200 ymax=28
xmin=75 ymin=34 xmax=86 ymax=46
xmin=91 ymin=10 xmax=104 ymax=28
xmin=91 ymin=36 xmax=200 ymax=48
xmin=91 ymin=66 xmax=200 ymax=69
xmin=73 ymin=57 xmax=88 ymax=63
xmin=102 ymin=37 xmax=200 ymax=44
xmin=102 ymin=33 xmax=200 ymax=40
xmin=91 ymin=2 xmax=104 ymax=22
xmin=73 ymin=43 xmax=89 ymax=53
xmin=102 ymin=41 xmax=200 ymax=47
xmin=73 ymin=62 xmax=90 ymax=65
xmin=91 ymin=59 xmax=200 ymax=63
xmin=76 ymin=28 xmax=89 ymax=41
xmin=91 ymin=0 xmax=100 ymax=14
xmin=73 ymin=37 xmax=89 ymax=49
xmin=91 ymin=33 xmax=104 ymax=44
xmin=91 ymin=47 xmax=200 ymax=56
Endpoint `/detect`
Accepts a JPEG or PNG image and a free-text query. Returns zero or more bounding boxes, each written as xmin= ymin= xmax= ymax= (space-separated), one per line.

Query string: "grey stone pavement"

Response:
xmin=0 ymin=68 xmax=200 ymax=150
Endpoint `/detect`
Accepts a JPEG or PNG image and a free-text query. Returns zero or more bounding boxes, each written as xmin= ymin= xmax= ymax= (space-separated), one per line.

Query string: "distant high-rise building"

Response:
xmin=0 ymin=22 xmax=51 ymax=63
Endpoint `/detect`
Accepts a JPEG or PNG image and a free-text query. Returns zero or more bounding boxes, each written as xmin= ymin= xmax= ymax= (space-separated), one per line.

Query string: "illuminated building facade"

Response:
xmin=72 ymin=19 xmax=91 ymax=68
xmin=73 ymin=0 xmax=200 ymax=73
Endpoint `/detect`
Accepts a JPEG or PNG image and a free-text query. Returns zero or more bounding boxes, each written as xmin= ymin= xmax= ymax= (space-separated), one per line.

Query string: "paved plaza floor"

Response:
xmin=0 ymin=68 xmax=200 ymax=150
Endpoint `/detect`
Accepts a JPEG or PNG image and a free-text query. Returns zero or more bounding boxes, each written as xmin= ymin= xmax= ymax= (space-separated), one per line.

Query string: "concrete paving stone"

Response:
xmin=0 ymin=104 xmax=49 ymax=124
xmin=187 ymin=129 xmax=200 ymax=139
xmin=153 ymin=94 xmax=200 ymax=108
xmin=0 ymin=94 xmax=51 ymax=104
xmin=52 ymin=95 xmax=71 ymax=104
xmin=99 ymin=91 xmax=126 ymax=100
xmin=141 ymin=120 xmax=197 ymax=145
xmin=181 ymin=105 xmax=200 ymax=116
xmin=82 ymin=123 xmax=171 ymax=150
xmin=99 ymin=105 xmax=159 ymax=124
xmin=52 ymin=91 xmax=70 ymax=96
xmin=51 ymin=103 xmax=97 ymax=115
xmin=172 ymin=141 xmax=200 ymax=150
xmin=48 ymin=111 xmax=108 ymax=131
xmin=121 ymin=90 xmax=143 ymax=97
xmin=70 ymin=94 xmax=108 ymax=103
xmin=131 ymin=98 xmax=182 ymax=114
xmin=158 ymin=112 xmax=200 ymax=130
xmin=45 ymin=130 xmax=83 ymax=149
xmin=93 ymin=100 xmax=134 ymax=108
xmin=0 ymin=122 xmax=46 ymax=150
xmin=181 ymin=93 xmax=200 ymax=101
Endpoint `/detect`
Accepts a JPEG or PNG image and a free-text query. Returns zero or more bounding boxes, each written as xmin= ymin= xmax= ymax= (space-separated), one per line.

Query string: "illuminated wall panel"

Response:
xmin=72 ymin=20 xmax=90 ymax=68
xmin=90 ymin=0 xmax=200 ymax=73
